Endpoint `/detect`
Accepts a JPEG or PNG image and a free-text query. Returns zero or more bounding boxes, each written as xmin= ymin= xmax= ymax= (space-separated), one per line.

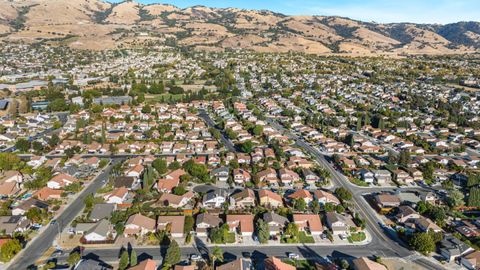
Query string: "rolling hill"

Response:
xmin=0 ymin=0 xmax=479 ymax=55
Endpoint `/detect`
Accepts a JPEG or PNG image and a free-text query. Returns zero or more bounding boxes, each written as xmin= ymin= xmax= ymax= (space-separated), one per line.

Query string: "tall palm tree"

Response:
xmin=209 ymin=246 xmax=224 ymax=269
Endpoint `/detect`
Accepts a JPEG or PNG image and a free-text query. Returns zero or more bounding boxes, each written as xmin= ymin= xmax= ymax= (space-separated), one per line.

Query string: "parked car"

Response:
xmin=288 ymin=253 xmax=300 ymax=260
xmin=190 ymin=254 xmax=202 ymax=261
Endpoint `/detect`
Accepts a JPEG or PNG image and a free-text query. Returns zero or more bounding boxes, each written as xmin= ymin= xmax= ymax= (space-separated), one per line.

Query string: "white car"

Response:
xmin=190 ymin=254 xmax=202 ymax=261
xmin=288 ymin=253 xmax=300 ymax=260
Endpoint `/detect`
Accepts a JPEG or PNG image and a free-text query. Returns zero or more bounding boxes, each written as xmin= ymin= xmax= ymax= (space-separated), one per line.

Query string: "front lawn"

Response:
xmin=298 ymin=231 xmax=315 ymax=243
xmin=348 ymin=232 xmax=366 ymax=243
xmin=281 ymin=231 xmax=315 ymax=244
xmin=226 ymin=232 xmax=236 ymax=243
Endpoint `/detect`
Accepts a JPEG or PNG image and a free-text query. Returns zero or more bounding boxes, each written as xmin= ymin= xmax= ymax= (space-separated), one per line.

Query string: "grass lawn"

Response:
xmin=298 ymin=232 xmax=315 ymax=243
xmin=350 ymin=178 xmax=369 ymax=187
xmin=145 ymin=93 xmax=183 ymax=102
xmin=226 ymin=232 xmax=236 ymax=243
xmin=348 ymin=232 xmax=366 ymax=243
xmin=283 ymin=259 xmax=312 ymax=269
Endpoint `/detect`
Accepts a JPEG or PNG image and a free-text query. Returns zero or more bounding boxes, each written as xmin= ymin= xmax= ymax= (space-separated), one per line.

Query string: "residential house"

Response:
xmin=90 ymin=203 xmax=116 ymax=222
xmin=124 ymin=214 xmax=156 ymax=236
xmin=258 ymin=189 xmax=284 ymax=208
xmin=233 ymin=168 xmax=251 ymax=185
xmin=157 ymin=192 xmax=194 ymax=208
xmin=373 ymin=170 xmax=392 ymax=185
xmin=157 ymin=216 xmax=185 ymax=238
xmin=211 ymin=166 xmax=230 ymax=182
xmin=226 ymin=214 xmax=254 ymax=236
xmin=313 ymin=190 xmax=340 ymax=205
xmin=374 ymin=193 xmax=401 ymax=214
xmin=279 ymin=168 xmax=300 ymax=186
xmin=230 ymin=189 xmax=256 ymax=209
xmin=217 ymin=258 xmax=252 ymax=270
xmin=103 ymin=187 xmax=129 ymax=204
xmin=325 ymin=212 xmax=356 ymax=236
xmin=439 ymin=234 xmax=474 ymax=262
xmin=460 ymin=250 xmax=480 ymax=270
xmin=202 ymin=189 xmax=227 ymax=209
xmin=195 ymin=213 xmax=222 ymax=237
xmin=301 ymin=168 xmax=319 ymax=184
xmin=293 ymin=214 xmax=323 ymax=235
xmin=264 ymin=256 xmax=296 ymax=270
xmin=0 ymin=215 xmax=31 ymax=235
xmin=263 ymin=212 xmax=289 ymax=236
xmin=352 ymin=257 xmax=388 ymax=270
xmin=46 ymin=173 xmax=78 ymax=190
xmin=394 ymin=206 xmax=420 ymax=224
xmin=33 ymin=187 xmax=63 ymax=201
xmin=83 ymin=219 xmax=116 ymax=242
xmin=359 ymin=169 xmax=374 ymax=184
xmin=157 ymin=169 xmax=186 ymax=192
xmin=128 ymin=259 xmax=157 ymax=270
xmin=12 ymin=198 xmax=48 ymax=216
xmin=288 ymin=190 xmax=313 ymax=205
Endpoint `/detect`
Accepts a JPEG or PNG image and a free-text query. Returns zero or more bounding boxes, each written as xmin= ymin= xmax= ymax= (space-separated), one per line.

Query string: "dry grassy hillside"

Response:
xmin=0 ymin=0 xmax=479 ymax=55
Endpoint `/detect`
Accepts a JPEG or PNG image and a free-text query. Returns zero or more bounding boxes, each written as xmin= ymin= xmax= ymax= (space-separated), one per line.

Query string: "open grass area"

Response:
xmin=145 ymin=93 xmax=183 ymax=102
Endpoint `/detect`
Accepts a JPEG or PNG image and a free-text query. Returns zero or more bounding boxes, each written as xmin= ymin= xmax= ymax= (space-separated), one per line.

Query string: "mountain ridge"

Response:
xmin=0 ymin=0 xmax=479 ymax=55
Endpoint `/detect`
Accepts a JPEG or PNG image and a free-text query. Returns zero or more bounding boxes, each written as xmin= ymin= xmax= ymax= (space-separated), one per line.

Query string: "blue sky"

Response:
xmin=109 ymin=0 xmax=480 ymax=24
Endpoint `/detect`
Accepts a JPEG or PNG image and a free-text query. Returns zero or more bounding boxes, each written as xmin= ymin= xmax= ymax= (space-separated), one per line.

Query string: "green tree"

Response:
xmin=184 ymin=216 xmax=194 ymax=234
xmin=239 ymin=140 xmax=254 ymax=154
xmin=468 ymin=186 xmax=480 ymax=207
xmin=252 ymin=125 xmax=264 ymax=136
xmin=152 ymin=158 xmax=168 ymax=174
xmin=311 ymin=200 xmax=320 ymax=214
xmin=335 ymin=187 xmax=352 ymax=201
xmin=294 ymin=198 xmax=307 ymax=211
xmin=67 ymin=251 xmax=81 ymax=266
xmin=409 ymin=232 xmax=435 ymax=255
xmin=130 ymin=249 xmax=137 ymax=267
xmin=15 ymin=138 xmax=30 ymax=152
xmin=0 ymin=153 xmax=21 ymax=171
xmin=47 ymin=98 xmax=69 ymax=111
xmin=119 ymin=250 xmax=129 ymax=270
xmin=256 ymin=219 xmax=269 ymax=244
xmin=210 ymin=246 xmax=224 ymax=269
xmin=285 ymin=223 xmax=299 ymax=240
xmin=164 ymin=239 xmax=181 ymax=266
xmin=0 ymin=238 xmax=22 ymax=262
xmin=48 ymin=134 xmax=60 ymax=148
xmin=447 ymin=189 xmax=465 ymax=208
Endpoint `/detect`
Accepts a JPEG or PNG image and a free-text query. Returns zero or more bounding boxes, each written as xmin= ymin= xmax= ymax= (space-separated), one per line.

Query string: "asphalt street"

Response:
xmin=266 ymin=118 xmax=446 ymax=270
xmin=198 ymin=109 xmax=236 ymax=152
xmin=7 ymin=160 xmax=119 ymax=270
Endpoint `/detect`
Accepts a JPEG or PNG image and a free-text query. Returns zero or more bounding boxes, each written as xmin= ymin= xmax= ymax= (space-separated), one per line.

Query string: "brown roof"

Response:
xmin=33 ymin=187 xmax=63 ymax=201
xmin=293 ymin=214 xmax=323 ymax=233
xmin=0 ymin=182 xmax=20 ymax=196
xmin=288 ymin=189 xmax=313 ymax=200
xmin=352 ymin=257 xmax=388 ymax=270
xmin=264 ymin=257 xmax=296 ymax=270
xmin=157 ymin=216 xmax=185 ymax=235
xmin=126 ymin=214 xmax=156 ymax=230
xmin=128 ymin=259 xmax=157 ymax=270
xmin=259 ymin=189 xmax=283 ymax=202
xmin=217 ymin=259 xmax=250 ymax=270
xmin=226 ymin=214 xmax=254 ymax=233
